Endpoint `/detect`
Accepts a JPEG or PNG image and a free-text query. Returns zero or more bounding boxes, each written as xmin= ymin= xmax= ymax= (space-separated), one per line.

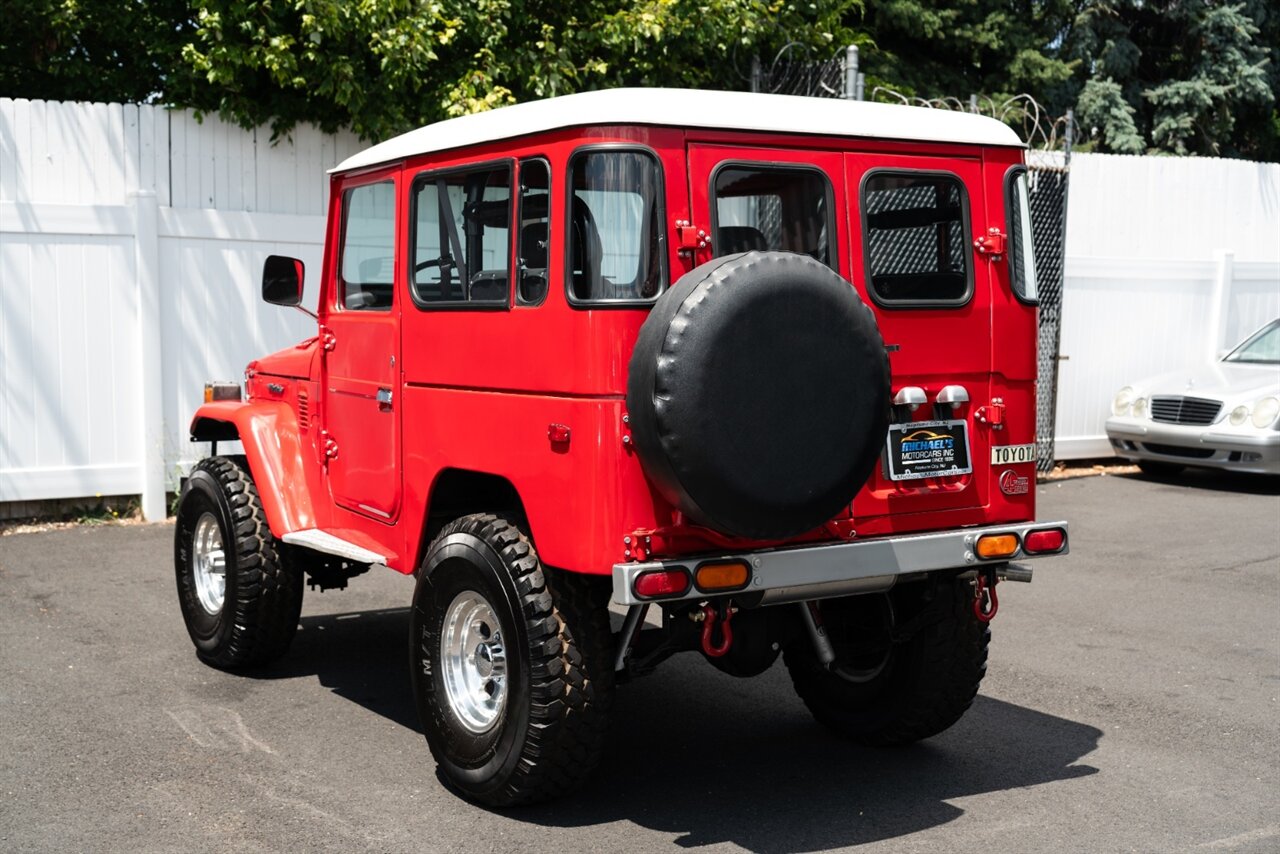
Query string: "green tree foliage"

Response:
xmin=3 ymin=0 xmax=1275 ymax=159
xmin=0 ymin=0 xmax=194 ymax=103
xmin=169 ymin=0 xmax=859 ymax=140
xmin=856 ymin=0 xmax=1081 ymax=104
xmin=1065 ymin=1 xmax=1276 ymax=158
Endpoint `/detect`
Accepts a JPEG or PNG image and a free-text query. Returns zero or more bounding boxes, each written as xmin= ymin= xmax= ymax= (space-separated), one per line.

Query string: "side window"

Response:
xmin=411 ymin=164 xmax=511 ymax=306
xmin=1007 ymin=168 xmax=1039 ymax=303
xmin=862 ymin=172 xmax=971 ymax=306
xmin=567 ymin=150 xmax=665 ymax=303
xmin=517 ymin=159 xmax=550 ymax=305
xmin=340 ymin=181 xmax=396 ymax=311
xmin=713 ymin=165 xmax=834 ymax=268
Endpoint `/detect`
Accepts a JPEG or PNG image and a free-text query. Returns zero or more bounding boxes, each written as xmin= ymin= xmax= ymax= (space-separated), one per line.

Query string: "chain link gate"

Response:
xmin=746 ymin=60 xmax=1073 ymax=471
xmin=1024 ymin=151 xmax=1070 ymax=472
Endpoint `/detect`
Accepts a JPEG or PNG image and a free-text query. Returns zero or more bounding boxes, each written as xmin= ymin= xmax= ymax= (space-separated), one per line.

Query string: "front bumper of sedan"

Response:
xmin=1106 ymin=417 xmax=1280 ymax=475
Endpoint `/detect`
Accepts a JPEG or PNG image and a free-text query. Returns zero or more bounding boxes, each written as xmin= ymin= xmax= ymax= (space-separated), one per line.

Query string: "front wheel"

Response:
xmin=174 ymin=456 xmax=303 ymax=668
xmin=410 ymin=514 xmax=614 ymax=806
xmin=784 ymin=576 xmax=989 ymax=746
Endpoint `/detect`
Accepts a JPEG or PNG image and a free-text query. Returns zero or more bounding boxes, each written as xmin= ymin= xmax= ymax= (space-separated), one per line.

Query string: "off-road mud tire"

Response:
xmin=174 ymin=455 xmax=303 ymax=668
xmin=410 ymin=514 xmax=614 ymax=806
xmin=784 ymin=576 xmax=989 ymax=746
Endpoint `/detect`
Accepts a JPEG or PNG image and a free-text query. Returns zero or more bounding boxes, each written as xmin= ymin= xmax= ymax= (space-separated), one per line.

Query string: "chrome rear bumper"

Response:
xmin=611 ymin=521 xmax=1069 ymax=606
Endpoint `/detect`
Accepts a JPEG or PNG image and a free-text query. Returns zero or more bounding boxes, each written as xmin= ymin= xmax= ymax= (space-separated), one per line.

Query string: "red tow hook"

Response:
xmin=700 ymin=603 xmax=734 ymax=657
xmin=973 ymin=569 xmax=999 ymax=622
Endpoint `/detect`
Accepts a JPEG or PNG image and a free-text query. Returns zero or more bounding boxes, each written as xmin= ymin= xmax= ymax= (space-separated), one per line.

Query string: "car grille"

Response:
xmin=1150 ymin=396 xmax=1221 ymax=426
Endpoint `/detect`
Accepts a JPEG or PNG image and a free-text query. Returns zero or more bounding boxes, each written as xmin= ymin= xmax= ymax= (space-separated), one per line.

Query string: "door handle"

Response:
xmin=376 ymin=388 xmax=393 ymax=410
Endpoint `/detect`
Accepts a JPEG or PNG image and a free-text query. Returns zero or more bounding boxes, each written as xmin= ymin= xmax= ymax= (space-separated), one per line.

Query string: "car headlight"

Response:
xmin=1132 ymin=396 xmax=1148 ymax=419
xmin=1229 ymin=405 xmax=1251 ymax=426
xmin=1112 ymin=386 xmax=1134 ymax=416
xmin=1252 ymin=396 xmax=1280 ymax=428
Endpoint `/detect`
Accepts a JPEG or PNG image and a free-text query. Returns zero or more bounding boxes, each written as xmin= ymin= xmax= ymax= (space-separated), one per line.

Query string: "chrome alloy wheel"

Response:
xmin=440 ymin=591 xmax=508 ymax=733
xmin=191 ymin=512 xmax=227 ymax=615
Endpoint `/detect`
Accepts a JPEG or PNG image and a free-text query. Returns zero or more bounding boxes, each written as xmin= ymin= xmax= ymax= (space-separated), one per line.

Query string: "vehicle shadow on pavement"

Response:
xmin=247 ymin=607 xmax=420 ymax=732
xmin=248 ymin=607 xmax=1102 ymax=852
xmin=1123 ymin=469 xmax=1280 ymax=495
xmin=514 ymin=679 xmax=1102 ymax=852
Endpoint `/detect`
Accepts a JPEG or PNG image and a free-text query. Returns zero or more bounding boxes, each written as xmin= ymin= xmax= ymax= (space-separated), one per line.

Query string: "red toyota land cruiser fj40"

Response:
xmin=174 ymin=88 xmax=1069 ymax=806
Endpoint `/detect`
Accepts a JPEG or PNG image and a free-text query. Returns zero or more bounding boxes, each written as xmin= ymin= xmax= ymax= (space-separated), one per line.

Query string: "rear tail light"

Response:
xmin=1024 ymin=528 xmax=1066 ymax=554
xmin=976 ymin=534 xmax=1019 ymax=559
xmin=633 ymin=568 xmax=690 ymax=599
xmin=695 ymin=560 xmax=750 ymax=592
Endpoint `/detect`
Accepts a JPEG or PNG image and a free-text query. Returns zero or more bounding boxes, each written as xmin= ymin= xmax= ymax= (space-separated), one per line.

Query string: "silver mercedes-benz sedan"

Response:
xmin=1105 ymin=318 xmax=1280 ymax=475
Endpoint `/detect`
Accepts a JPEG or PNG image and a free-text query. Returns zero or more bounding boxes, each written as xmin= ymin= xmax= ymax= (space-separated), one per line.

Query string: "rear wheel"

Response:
xmin=174 ymin=456 xmax=303 ymax=668
xmin=784 ymin=576 xmax=988 ymax=746
xmin=410 ymin=514 xmax=614 ymax=806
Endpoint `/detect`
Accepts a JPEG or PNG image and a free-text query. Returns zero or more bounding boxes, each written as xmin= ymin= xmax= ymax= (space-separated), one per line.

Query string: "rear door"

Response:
xmin=845 ymin=152 xmax=991 ymax=520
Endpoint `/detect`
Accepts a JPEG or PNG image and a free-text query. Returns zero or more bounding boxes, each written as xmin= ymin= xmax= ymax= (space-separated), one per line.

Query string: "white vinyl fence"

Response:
xmin=0 ymin=99 xmax=362 ymax=518
xmin=1054 ymin=153 xmax=1280 ymax=458
xmin=2 ymin=99 xmax=1279 ymax=518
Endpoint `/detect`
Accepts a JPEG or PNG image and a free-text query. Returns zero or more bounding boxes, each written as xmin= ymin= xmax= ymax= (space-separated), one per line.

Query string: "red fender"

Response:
xmin=190 ymin=400 xmax=319 ymax=537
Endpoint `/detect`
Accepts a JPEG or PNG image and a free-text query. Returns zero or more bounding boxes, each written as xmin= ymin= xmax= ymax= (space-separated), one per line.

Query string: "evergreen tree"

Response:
xmin=1066 ymin=1 xmax=1276 ymax=157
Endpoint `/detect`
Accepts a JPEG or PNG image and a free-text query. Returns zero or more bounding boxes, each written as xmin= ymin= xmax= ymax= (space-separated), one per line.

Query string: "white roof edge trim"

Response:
xmin=332 ymin=88 xmax=1024 ymax=173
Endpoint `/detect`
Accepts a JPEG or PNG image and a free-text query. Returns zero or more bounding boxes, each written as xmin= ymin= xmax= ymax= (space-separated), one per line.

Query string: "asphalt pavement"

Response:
xmin=1 ymin=469 xmax=1278 ymax=853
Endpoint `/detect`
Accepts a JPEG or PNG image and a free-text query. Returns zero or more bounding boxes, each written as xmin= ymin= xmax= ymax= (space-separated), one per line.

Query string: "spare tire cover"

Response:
xmin=627 ymin=251 xmax=890 ymax=540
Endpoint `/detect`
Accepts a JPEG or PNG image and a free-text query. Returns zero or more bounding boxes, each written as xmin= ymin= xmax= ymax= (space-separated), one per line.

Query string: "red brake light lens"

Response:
xmin=634 ymin=568 xmax=691 ymax=599
xmin=1024 ymin=528 xmax=1066 ymax=554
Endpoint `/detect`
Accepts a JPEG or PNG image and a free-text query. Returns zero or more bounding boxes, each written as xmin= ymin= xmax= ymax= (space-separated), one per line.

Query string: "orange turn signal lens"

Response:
xmin=695 ymin=560 xmax=750 ymax=592
xmin=976 ymin=534 xmax=1019 ymax=559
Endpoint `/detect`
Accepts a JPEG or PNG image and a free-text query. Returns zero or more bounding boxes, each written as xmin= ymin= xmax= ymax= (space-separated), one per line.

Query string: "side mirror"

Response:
xmin=262 ymin=255 xmax=304 ymax=306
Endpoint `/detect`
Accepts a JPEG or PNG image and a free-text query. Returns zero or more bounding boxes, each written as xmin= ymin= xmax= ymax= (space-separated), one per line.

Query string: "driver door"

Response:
xmin=322 ymin=171 xmax=403 ymax=522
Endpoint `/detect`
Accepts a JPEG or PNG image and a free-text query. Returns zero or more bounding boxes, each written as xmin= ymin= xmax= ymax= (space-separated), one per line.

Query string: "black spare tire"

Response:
xmin=627 ymin=251 xmax=890 ymax=540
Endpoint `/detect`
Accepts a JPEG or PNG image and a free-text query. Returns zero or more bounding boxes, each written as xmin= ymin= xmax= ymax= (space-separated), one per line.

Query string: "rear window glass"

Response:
xmin=517 ymin=159 xmax=550 ymax=306
xmin=1007 ymin=168 xmax=1039 ymax=303
xmin=340 ymin=181 xmax=396 ymax=311
xmin=567 ymin=150 xmax=665 ymax=303
xmin=713 ymin=165 xmax=834 ymax=267
xmin=411 ymin=164 xmax=511 ymax=306
xmin=862 ymin=172 xmax=971 ymax=306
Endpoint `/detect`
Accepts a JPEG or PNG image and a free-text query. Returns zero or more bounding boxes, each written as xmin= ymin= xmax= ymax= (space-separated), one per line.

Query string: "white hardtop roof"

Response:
xmin=333 ymin=88 xmax=1024 ymax=173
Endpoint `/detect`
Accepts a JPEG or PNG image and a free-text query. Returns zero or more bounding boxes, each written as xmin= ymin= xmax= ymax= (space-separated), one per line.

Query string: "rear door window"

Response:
xmin=861 ymin=172 xmax=971 ymax=306
xmin=712 ymin=165 xmax=834 ymax=268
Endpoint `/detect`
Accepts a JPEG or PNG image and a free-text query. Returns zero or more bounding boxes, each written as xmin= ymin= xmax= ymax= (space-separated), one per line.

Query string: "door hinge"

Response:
xmin=976 ymin=397 xmax=1006 ymax=430
xmin=973 ymin=227 xmax=1006 ymax=258
xmin=320 ymin=325 xmax=337 ymax=351
xmin=674 ymin=219 xmax=709 ymax=254
xmin=321 ymin=430 xmax=339 ymax=460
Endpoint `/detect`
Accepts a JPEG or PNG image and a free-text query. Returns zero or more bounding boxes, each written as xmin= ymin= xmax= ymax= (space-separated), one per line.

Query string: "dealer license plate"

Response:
xmin=884 ymin=420 xmax=973 ymax=481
